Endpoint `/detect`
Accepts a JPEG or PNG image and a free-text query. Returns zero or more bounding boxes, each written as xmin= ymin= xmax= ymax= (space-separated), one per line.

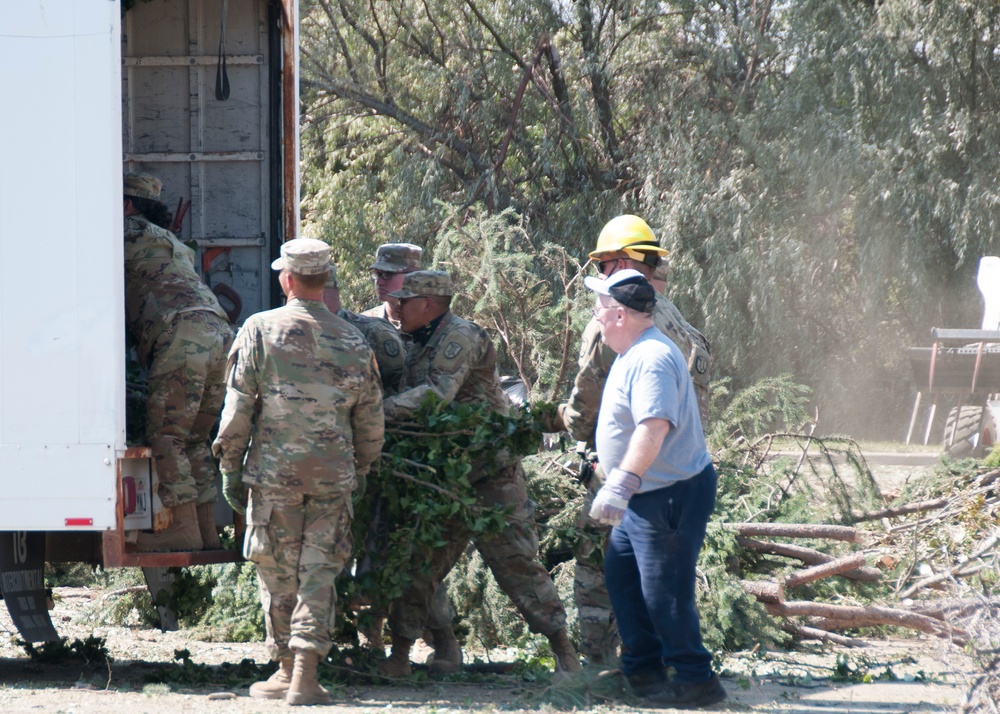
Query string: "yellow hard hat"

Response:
xmin=589 ymin=215 xmax=669 ymax=261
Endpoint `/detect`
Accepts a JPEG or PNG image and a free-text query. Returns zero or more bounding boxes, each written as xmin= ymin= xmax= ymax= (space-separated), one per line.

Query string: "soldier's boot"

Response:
xmin=360 ymin=616 xmax=386 ymax=653
xmin=286 ymin=650 xmax=331 ymax=706
xmin=427 ymin=627 xmax=462 ymax=675
xmin=196 ymin=502 xmax=221 ymax=550
xmin=548 ymin=628 xmax=582 ymax=674
xmin=249 ymin=657 xmax=293 ymax=700
xmin=136 ymin=502 xmax=203 ymax=552
xmin=377 ymin=634 xmax=414 ymax=678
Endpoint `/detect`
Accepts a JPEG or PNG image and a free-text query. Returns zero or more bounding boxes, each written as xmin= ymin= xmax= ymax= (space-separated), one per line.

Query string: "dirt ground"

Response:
xmin=0 ymin=585 xmax=978 ymax=713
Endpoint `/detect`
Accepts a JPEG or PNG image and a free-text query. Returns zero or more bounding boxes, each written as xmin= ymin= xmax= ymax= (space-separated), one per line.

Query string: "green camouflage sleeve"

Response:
xmin=382 ymin=334 xmax=479 ymax=421
xmin=351 ymin=351 xmax=386 ymax=474
xmin=211 ymin=323 xmax=260 ymax=474
xmin=561 ymin=317 xmax=616 ymax=444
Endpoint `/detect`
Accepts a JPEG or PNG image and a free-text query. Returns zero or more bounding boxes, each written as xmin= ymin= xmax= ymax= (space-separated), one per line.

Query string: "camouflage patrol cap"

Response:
xmin=123 ymin=172 xmax=162 ymax=200
xmin=388 ymin=270 xmax=453 ymax=299
xmin=370 ymin=243 xmax=422 ymax=273
xmin=271 ymin=238 xmax=331 ymax=275
xmin=325 ymin=261 xmax=339 ymax=288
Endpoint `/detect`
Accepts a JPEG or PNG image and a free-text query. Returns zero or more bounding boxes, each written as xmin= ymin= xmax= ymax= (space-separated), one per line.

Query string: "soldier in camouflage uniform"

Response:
xmin=361 ymin=243 xmax=422 ymax=329
xmin=323 ymin=262 xmax=405 ymax=395
xmin=123 ymin=172 xmax=234 ymax=552
xmin=212 ymin=238 xmax=384 ymax=706
xmin=378 ymin=270 xmax=582 ymax=678
xmin=557 ymin=215 xmax=712 ymax=664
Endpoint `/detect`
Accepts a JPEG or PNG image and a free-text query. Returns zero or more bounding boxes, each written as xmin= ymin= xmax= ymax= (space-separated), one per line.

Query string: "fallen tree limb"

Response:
xmin=741 ymin=579 xmax=784 ymax=604
xmin=781 ymin=622 xmax=868 ymax=648
xmin=730 ymin=523 xmax=862 ymax=543
xmin=854 ymin=498 xmax=949 ymax=523
xmin=784 ymin=553 xmax=869 ymax=589
xmin=765 ymin=601 xmax=967 ymax=644
xmin=737 ymin=537 xmax=882 ymax=582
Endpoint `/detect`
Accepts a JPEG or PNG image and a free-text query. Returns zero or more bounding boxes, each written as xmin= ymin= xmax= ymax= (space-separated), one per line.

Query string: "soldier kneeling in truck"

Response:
xmin=124 ymin=172 xmax=234 ymax=551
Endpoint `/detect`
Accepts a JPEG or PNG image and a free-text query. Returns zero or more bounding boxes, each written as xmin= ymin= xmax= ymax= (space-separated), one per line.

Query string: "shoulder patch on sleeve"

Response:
xmin=443 ymin=341 xmax=463 ymax=360
xmin=384 ymin=339 xmax=400 ymax=357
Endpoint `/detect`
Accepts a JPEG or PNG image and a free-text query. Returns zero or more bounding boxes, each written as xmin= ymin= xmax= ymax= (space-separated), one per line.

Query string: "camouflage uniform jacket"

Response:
xmin=339 ymin=309 xmax=405 ymax=395
xmin=383 ymin=311 xmax=509 ymax=421
xmin=213 ymin=298 xmax=385 ymax=495
xmin=361 ymin=302 xmax=402 ymax=330
xmin=124 ymin=215 xmax=228 ymax=366
xmin=563 ymin=294 xmax=712 ymax=442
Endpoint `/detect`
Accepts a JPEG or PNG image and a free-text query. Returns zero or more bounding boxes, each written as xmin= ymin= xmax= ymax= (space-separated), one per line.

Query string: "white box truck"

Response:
xmin=0 ymin=0 xmax=301 ymax=641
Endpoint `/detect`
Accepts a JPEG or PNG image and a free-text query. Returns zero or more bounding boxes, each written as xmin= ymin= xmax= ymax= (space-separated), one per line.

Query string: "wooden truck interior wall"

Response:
xmin=122 ymin=0 xmax=285 ymax=321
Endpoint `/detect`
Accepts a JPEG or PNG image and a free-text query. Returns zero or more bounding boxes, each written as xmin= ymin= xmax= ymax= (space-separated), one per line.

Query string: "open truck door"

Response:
xmin=0 ymin=0 xmax=300 ymax=642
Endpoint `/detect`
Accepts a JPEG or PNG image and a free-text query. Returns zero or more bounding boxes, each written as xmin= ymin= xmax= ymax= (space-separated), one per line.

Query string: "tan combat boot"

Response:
xmin=548 ymin=628 xmax=582 ymax=674
xmin=196 ymin=502 xmax=221 ymax=550
xmin=136 ymin=501 xmax=203 ymax=552
xmin=286 ymin=650 xmax=332 ymax=706
xmin=249 ymin=657 xmax=293 ymax=700
xmin=427 ymin=627 xmax=463 ymax=675
xmin=377 ymin=634 xmax=414 ymax=678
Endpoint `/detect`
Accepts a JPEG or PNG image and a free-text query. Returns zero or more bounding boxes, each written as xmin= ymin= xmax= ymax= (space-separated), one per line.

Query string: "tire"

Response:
xmin=943 ymin=406 xmax=984 ymax=457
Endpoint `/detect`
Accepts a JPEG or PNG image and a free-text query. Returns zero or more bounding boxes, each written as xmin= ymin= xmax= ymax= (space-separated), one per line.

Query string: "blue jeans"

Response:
xmin=605 ymin=464 xmax=717 ymax=684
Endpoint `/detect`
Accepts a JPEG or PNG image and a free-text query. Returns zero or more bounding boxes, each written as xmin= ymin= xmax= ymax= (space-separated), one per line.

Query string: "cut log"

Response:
xmin=781 ymin=622 xmax=868 ymax=648
xmin=765 ymin=600 xmax=967 ymax=644
xmin=741 ymin=579 xmax=784 ymax=604
xmin=731 ymin=523 xmax=862 ymax=543
xmin=783 ymin=553 xmax=869 ymax=589
xmin=736 ymin=537 xmax=882 ymax=582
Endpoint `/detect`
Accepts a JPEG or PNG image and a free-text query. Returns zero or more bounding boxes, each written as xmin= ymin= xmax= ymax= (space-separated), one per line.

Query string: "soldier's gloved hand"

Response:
xmin=540 ymin=403 xmax=569 ymax=433
xmin=589 ymin=468 xmax=641 ymax=526
xmin=221 ymin=470 xmax=247 ymax=515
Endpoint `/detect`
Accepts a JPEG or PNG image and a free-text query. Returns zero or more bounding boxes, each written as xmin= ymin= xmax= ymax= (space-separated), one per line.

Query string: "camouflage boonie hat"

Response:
xmin=370 ymin=243 xmax=422 ymax=273
xmin=388 ymin=270 xmax=453 ymax=299
xmin=123 ymin=172 xmax=162 ymax=200
xmin=271 ymin=238 xmax=331 ymax=275
xmin=325 ymin=261 xmax=339 ymax=288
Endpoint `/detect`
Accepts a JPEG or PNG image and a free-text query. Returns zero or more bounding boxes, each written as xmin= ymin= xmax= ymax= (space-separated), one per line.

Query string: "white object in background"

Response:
xmin=978 ymin=256 xmax=1000 ymax=330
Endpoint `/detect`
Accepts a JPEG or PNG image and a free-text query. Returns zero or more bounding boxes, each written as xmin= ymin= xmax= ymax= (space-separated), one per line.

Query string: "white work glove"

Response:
xmin=589 ymin=468 xmax=641 ymax=526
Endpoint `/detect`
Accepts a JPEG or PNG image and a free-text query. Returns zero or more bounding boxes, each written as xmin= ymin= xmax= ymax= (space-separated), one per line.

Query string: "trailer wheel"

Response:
xmin=943 ymin=406 xmax=984 ymax=457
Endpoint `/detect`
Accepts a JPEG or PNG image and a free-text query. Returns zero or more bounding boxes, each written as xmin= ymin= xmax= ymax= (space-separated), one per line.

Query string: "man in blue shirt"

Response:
xmin=584 ymin=269 xmax=726 ymax=708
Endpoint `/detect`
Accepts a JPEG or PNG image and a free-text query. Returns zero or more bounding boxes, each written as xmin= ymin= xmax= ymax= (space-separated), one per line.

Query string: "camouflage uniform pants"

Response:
xmin=389 ymin=461 xmax=567 ymax=641
xmin=146 ymin=311 xmax=233 ymax=508
xmin=573 ymin=462 xmax=621 ymax=662
xmin=244 ymin=485 xmax=354 ymax=659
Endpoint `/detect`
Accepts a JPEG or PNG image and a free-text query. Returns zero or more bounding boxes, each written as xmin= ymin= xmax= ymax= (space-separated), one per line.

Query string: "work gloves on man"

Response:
xmin=221 ymin=470 xmax=247 ymax=514
xmin=588 ymin=467 xmax=641 ymax=526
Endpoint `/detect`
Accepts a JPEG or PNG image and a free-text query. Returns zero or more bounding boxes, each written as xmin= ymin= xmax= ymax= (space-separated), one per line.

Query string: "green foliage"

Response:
xmin=145 ymin=649 xmax=270 ymax=687
xmin=19 ymin=636 xmax=109 ymax=665
xmin=190 ymin=563 xmax=264 ymax=642
xmin=300 ymin=0 xmax=1000 ymax=440
xmin=344 ymin=395 xmax=553 ymax=619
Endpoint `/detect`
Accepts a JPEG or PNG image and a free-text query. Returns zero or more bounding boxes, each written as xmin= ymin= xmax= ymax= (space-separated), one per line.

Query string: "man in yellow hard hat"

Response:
xmin=555 ymin=214 xmax=712 ymax=668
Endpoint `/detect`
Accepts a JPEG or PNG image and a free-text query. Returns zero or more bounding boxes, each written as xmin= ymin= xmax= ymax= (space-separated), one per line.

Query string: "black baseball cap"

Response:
xmin=583 ymin=269 xmax=656 ymax=314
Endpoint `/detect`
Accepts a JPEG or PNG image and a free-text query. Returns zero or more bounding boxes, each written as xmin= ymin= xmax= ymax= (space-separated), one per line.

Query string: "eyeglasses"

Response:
xmin=597 ymin=259 xmax=619 ymax=276
xmin=397 ymin=296 xmax=427 ymax=306
xmin=373 ymin=270 xmax=400 ymax=281
xmin=592 ymin=304 xmax=616 ymax=318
